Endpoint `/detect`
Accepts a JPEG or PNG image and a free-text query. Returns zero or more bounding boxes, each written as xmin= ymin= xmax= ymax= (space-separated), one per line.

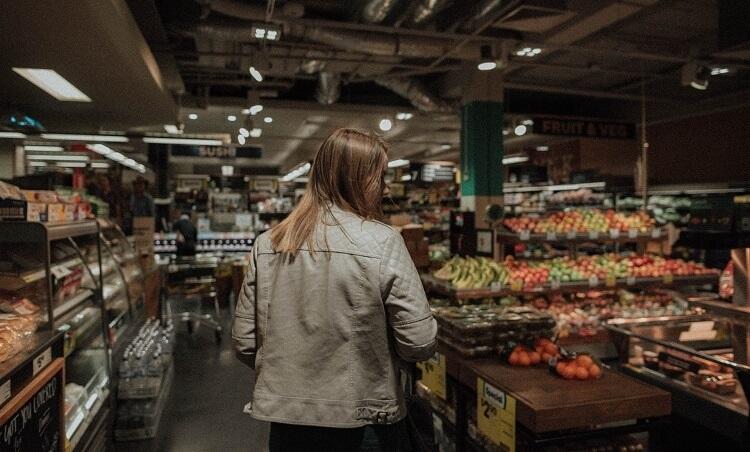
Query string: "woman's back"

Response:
xmin=234 ymin=205 xmax=437 ymax=428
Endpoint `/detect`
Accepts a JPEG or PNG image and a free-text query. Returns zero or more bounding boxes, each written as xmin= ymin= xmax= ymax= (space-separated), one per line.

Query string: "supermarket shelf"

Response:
xmin=497 ymin=227 xmax=666 ymax=245
xmin=67 ymin=388 xmax=110 ymax=451
xmin=0 ymin=256 xmax=82 ymax=290
xmin=421 ymin=273 xmax=719 ymax=301
xmin=47 ymin=221 xmax=99 ymax=241
xmin=686 ymin=298 xmax=750 ymax=322
xmin=115 ymin=364 xmax=174 ymax=441
xmin=53 ymin=289 xmax=94 ymax=319
xmin=0 ymin=331 xmax=64 ymax=410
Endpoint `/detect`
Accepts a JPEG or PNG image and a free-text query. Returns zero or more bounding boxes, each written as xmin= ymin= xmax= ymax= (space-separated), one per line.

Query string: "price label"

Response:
xmin=33 ymin=347 xmax=52 ymax=376
xmin=477 ymin=378 xmax=516 ymax=452
xmin=510 ymin=280 xmax=523 ymax=292
xmin=651 ymin=229 xmax=662 ymax=239
xmin=490 ymin=281 xmax=503 ymax=291
xmin=588 ymin=230 xmax=600 ymax=240
xmin=519 ymin=230 xmax=531 ymax=241
xmin=663 ymin=273 xmax=674 ymax=284
xmin=550 ymin=279 xmax=561 ymax=290
xmin=417 ymin=353 xmax=446 ymax=400
xmin=566 ymin=231 xmax=577 ymax=240
xmin=606 ymin=275 xmax=617 ymax=287
xmin=626 ymin=276 xmax=636 ymax=286
xmin=545 ymin=231 xmax=557 ymax=241
xmin=609 ymin=229 xmax=620 ymax=239
xmin=628 ymin=229 xmax=638 ymax=239
xmin=588 ymin=275 xmax=599 ymax=287
xmin=0 ymin=380 xmax=11 ymax=406
xmin=50 ymin=265 xmax=72 ymax=280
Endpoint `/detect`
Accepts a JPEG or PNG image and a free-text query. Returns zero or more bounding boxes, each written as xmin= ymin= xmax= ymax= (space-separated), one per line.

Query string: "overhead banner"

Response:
xmin=532 ymin=117 xmax=636 ymax=140
xmin=171 ymin=145 xmax=262 ymax=159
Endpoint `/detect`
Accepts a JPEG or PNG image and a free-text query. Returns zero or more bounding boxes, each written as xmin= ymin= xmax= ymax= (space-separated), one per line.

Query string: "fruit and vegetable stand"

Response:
xmin=418 ymin=345 xmax=671 ymax=452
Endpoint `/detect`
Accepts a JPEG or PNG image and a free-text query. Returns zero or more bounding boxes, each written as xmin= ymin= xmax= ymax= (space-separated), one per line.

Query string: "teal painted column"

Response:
xmin=460 ymin=100 xmax=504 ymax=198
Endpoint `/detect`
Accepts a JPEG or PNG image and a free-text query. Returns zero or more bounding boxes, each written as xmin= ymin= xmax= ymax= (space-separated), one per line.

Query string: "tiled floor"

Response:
xmin=116 ymin=309 xmax=269 ymax=451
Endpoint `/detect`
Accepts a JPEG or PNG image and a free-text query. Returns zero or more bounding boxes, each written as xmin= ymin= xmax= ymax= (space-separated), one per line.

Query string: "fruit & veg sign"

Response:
xmin=477 ymin=378 xmax=516 ymax=452
xmin=417 ymin=353 xmax=446 ymax=400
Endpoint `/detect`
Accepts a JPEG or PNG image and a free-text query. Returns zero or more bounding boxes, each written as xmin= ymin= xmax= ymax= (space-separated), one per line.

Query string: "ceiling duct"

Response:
xmin=315 ymin=72 xmax=341 ymax=105
xmin=375 ymin=78 xmax=452 ymax=112
xmin=206 ymin=0 xmax=304 ymax=20
xmin=301 ymin=27 xmax=480 ymax=60
xmin=299 ymin=50 xmax=328 ymax=74
xmin=408 ymin=0 xmax=453 ymax=26
xmin=361 ymin=0 xmax=402 ymax=23
xmin=461 ymin=0 xmax=505 ymax=31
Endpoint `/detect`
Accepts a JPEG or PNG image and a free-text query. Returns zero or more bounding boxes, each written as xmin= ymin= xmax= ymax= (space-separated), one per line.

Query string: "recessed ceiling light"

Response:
xmin=142 ymin=137 xmax=223 ymax=146
xmin=264 ymin=116 xmax=273 ymax=123
xmin=241 ymin=109 xmax=251 ymax=115
xmin=536 ymin=145 xmax=549 ymax=152
xmin=0 ymin=132 xmax=26 ymax=139
xmin=477 ymin=61 xmax=497 ymax=71
xmin=395 ymin=112 xmax=413 ymax=120
xmin=249 ymin=128 xmax=262 ymax=138
xmin=12 ymin=68 xmax=91 ymax=102
xmin=514 ymin=47 xmax=542 ymax=57
xmin=249 ymin=105 xmax=263 ymax=115
xmin=237 ymin=134 xmax=246 ymax=145
xmin=25 ymin=145 xmax=63 ymax=152
xmin=222 ymin=165 xmax=234 ymax=176
xmin=164 ymin=124 xmax=182 ymax=134
xmin=239 ymin=127 xmax=250 ymax=138
xmin=188 ymin=113 xmax=198 ymax=120
xmin=710 ymin=67 xmax=730 ymax=75
xmin=514 ymin=124 xmax=527 ymax=136
xmin=249 ymin=66 xmax=263 ymax=82
xmin=227 ymin=115 xmax=237 ymax=122
xmin=41 ymin=133 xmax=128 ymax=143
xmin=379 ymin=118 xmax=393 ymax=132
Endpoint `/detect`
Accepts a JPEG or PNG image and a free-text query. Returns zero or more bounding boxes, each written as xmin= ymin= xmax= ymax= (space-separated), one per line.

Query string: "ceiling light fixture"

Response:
xmin=41 ymin=133 xmax=128 ymax=142
xmin=88 ymin=144 xmax=114 ymax=156
xmin=251 ymin=23 xmax=282 ymax=41
xmin=249 ymin=128 xmax=262 ymax=138
xmin=55 ymin=162 xmax=87 ymax=168
xmin=249 ymin=66 xmax=263 ymax=82
xmin=142 ymin=137 xmax=223 ymax=146
xmin=515 ymin=47 xmax=542 ymax=57
xmin=502 ymin=154 xmax=529 ymax=165
xmin=400 ymin=174 xmax=412 ymax=182
xmin=249 ymin=105 xmax=263 ymax=115
xmin=439 ymin=144 xmax=451 ymax=151
xmin=90 ymin=161 xmax=110 ymax=169
xmin=12 ymin=68 xmax=91 ymax=102
xmin=237 ymin=134 xmax=246 ymax=145
xmin=711 ymin=67 xmax=730 ymax=75
xmin=514 ymin=124 xmax=527 ymax=136
xmin=536 ymin=145 xmax=549 ymax=152
xmin=379 ymin=118 xmax=393 ymax=132
xmin=0 ymin=132 xmax=26 ymax=139
xmin=24 ymin=145 xmax=63 ymax=152
xmin=388 ymin=159 xmax=409 ymax=168
xmin=227 ymin=115 xmax=237 ymax=122
xmin=27 ymin=154 xmax=89 ymax=162
xmin=395 ymin=112 xmax=413 ymax=120
xmin=477 ymin=45 xmax=497 ymax=71
xmin=264 ymin=116 xmax=273 ymax=123
xmin=222 ymin=165 xmax=234 ymax=176
xmin=164 ymin=124 xmax=183 ymax=134
xmin=239 ymin=127 xmax=250 ymax=138
xmin=280 ymin=162 xmax=311 ymax=182
xmin=28 ymin=161 xmax=48 ymax=167
xmin=681 ymin=62 xmax=710 ymax=90
xmin=188 ymin=113 xmax=198 ymax=120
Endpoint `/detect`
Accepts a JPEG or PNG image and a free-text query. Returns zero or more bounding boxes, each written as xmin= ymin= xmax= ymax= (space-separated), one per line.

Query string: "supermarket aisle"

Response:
xmin=118 ymin=309 xmax=269 ymax=452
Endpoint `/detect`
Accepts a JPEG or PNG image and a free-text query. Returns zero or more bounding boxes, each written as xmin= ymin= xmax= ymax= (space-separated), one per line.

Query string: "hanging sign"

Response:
xmin=532 ymin=117 xmax=636 ymax=140
xmin=477 ymin=378 xmax=516 ymax=451
xmin=417 ymin=353 xmax=446 ymax=400
xmin=171 ymin=145 xmax=262 ymax=159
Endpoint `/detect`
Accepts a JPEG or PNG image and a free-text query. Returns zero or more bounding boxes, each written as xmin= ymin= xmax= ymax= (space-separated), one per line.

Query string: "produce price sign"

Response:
xmin=417 ymin=353 xmax=446 ymax=400
xmin=477 ymin=378 xmax=516 ymax=452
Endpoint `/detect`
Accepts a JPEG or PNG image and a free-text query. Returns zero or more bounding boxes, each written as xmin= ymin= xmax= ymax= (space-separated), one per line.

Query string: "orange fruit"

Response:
xmin=561 ymin=365 xmax=577 ymax=380
xmin=576 ymin=355 xmax=594 ymax=369
xmin=529 ymin=351 xmax=541 ymax=365
xmin=509 ymin=352 xmax=519 ymax=366
xmin=555 ymin=361 xmax=567 ymax=375
xmin=589 ymin=365 xmax=602 ymax=378
xmin=575 ymin=366 xmax=590 ymax=380
xmin=518 ymin=352 xmax=531 ymax=367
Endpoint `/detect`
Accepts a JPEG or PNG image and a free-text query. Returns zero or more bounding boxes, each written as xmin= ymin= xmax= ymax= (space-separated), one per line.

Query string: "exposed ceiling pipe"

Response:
xmin=460 ymin=0 xmax=504 ymax=31
xmin=206 ymin=0 xmax=304 ymax=20
xmin=315 ymin=72 xmax=341 ymax=105
xmin=361 ymin=0 xmax=402 ymax=23
xmin=408 ymin=0 xmax=453 ymax=26
xmin=375 ymin=77 xmax=452 ymax=112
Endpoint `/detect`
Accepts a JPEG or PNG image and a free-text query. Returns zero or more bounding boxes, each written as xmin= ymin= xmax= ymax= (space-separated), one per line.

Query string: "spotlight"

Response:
xmin=681 ymin=63 xmax=710 ymax=91
xmin=379 ymin=118 xmax=393 ymax=132
xmin=514 ymin=124 xmax=527 ymax=136
xmin=477 ymin=45 xmax=497 ymax=71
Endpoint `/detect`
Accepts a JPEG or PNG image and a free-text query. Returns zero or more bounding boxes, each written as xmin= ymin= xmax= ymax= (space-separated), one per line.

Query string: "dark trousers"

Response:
xmin=268 ymin=420 xmax=412 ymax=452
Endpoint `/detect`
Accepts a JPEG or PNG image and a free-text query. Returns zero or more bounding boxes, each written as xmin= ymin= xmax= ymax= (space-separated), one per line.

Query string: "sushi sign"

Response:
xmin=171 ymin=145 xmax=263 ymax=159
xmin=532 ymin=117 xmax=636 ymax=140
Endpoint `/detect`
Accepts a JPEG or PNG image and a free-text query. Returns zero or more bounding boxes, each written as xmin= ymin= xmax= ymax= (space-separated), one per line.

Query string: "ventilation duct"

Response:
xmin=375 ymin=78 xmax=452 ymax=112
xmin=408 ymin=0 xmax=453 ymax=26
xmin=361 ymin=0 xmax=402 ymax=23
xmin=315 ymin=72 xmax=341 ymax=105
xmin=206 ymin=0 xmax=304 ymax=20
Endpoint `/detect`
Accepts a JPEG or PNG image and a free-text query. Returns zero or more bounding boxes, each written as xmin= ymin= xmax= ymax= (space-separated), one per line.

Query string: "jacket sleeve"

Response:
xmin=380 ymin=232 xmax=438 ymax=362
xmin=232 ymin=244 xmax=258 ymax=368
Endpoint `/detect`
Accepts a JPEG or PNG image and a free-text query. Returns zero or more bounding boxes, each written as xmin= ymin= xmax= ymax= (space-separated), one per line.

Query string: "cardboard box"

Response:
xmin=63 ymin=203 xmax=76 ymax=222
xmin=27 ymin=202 xmax=48 ymax=222
xmin=133 ymin=216 xmax=155 ymax=256
xmin=47 ymin=204 xmax=65 ymax=223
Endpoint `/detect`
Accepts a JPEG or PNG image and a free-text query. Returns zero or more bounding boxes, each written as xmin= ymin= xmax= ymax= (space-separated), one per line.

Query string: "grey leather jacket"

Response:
xmin=232 ymin=206 xmax=437 ymax=428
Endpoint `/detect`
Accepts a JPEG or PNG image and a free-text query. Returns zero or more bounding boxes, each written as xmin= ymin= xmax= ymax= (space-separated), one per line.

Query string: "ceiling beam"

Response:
xmin=503 ymin=81 xmax=678 ymax=103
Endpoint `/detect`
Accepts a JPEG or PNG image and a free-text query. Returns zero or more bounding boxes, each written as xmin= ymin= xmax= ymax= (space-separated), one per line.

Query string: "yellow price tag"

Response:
xmin=510 ymin=280 xmax=523 ymax=292
xmin=663 ymin=273 xmax=674 ymax=284
xmin=417 ymin=353 xmax=446 ymax=400
xmin=605 ymin=274 xmax=617 ymax=287
xmin=477 ymin=378 xmax=516 ymax=452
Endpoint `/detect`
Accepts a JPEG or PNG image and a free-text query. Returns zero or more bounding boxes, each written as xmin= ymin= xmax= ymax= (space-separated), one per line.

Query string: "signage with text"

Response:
xmin=171 ymin=145 xmax=263 ymax=159
xmin=477 ymin=378 xmax=516 ymax=451
xmin=417 ymin=353 xmax=446 ymax=400
xmin=532 ymin=117 xmax=636 ymax=140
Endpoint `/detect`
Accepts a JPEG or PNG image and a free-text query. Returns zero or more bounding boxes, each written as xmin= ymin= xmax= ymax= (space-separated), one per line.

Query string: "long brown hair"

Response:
xmin=271 ymin=128 xmax=388 ymax=254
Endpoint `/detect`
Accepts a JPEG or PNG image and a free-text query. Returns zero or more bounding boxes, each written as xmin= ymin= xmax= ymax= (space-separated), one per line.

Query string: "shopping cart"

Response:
xmin=162 ymin=255 xmax=223 ymax=344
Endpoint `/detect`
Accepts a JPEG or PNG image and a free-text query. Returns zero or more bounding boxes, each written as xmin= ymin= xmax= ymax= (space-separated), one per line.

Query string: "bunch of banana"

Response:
xmin=434 ymin=256 xmax=509 ymax=289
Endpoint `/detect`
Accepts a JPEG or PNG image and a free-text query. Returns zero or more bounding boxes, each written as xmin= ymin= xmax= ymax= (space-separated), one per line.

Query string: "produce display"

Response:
xmin=638 ymin=349 xmax=739 ymax=396
xmin=503 ymin=209 xmax=656 ymax=235
xmin=507 ymin=338 xmax=560 ymax=367
xmin=432 ymin=304 xmax=555 ymax=358
xmin=553 ymin=353 xmax=603 ymax=381
xmin=433 ymin=255 xmax=717 ymax=290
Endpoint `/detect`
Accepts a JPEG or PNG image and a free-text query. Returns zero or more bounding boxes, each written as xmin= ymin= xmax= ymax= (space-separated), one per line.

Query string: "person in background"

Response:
xmin=232 ymin=128 xmax=437 ymax=451
xmin=130 ymin=176 xmax=155 ymax=217
xmin=173 ymin=212 xmax=197 ymax=256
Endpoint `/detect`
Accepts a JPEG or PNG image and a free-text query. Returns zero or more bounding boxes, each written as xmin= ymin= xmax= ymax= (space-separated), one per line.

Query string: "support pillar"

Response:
xmin=460 ymin=66 xmax=504 ymax=228
xmin=148 ymin=143 xmax=169 ymax=232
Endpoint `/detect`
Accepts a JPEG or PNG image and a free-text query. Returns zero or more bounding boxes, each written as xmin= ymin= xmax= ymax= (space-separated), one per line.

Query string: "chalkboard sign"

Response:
xmin=0 ymin=359 xmax=63 ymax=452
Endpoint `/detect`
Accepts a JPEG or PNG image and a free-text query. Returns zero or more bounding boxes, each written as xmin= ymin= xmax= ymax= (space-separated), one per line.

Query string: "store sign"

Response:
xmin=477 ymin=378 xmax=516 ymax=451
xmin=532 ymin=117 xmax=636 ymax=140
xmin=416 ymin=353 xmax=446 ymax=400
xmin=171 ymin=145 xmax=262 ymax=159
